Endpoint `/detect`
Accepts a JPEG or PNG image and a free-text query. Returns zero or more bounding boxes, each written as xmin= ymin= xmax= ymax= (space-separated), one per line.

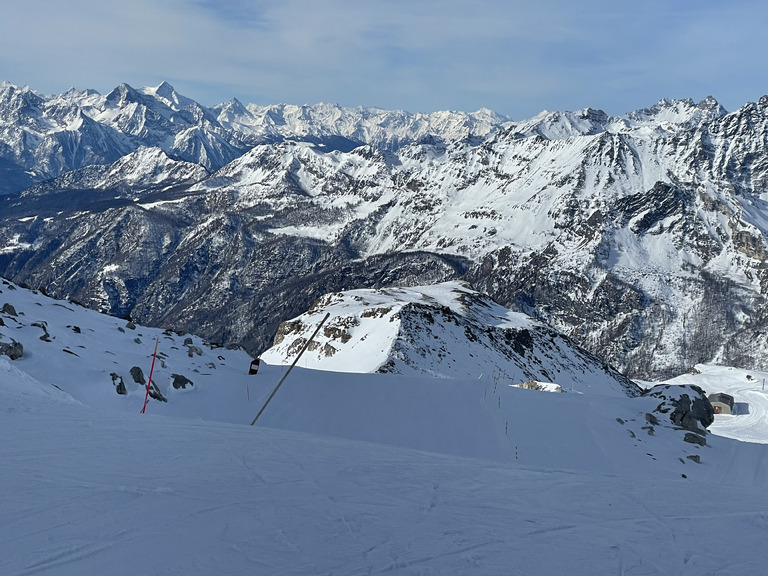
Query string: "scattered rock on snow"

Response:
xmin=149 ymin=382 xmax=167 ymax=402
xmin=130 ymin=366 xmax=146 ymax=385
xmin=684 ymin=432 xmax=707 ymax=446
xmin=0 ymin=339 xmax=23 ymax=360
xmin=172 ymin=373 xmax=194 ymax=389
xmin=110 ymin=373 xmax=127 ymax=395
xmin=33 ymin=321 xmax=52 ymax=342
xmin=1 ymin=303 xmax=18 ymax=316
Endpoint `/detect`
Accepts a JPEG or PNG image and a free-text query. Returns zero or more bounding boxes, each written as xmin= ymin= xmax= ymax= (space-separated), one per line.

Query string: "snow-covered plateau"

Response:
xmin=1 ymin=278 xmax=768 ymax=575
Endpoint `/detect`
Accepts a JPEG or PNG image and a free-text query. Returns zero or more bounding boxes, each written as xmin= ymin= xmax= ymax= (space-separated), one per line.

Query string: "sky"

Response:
xmin=1 ymin=0 xmax=767 ymax=119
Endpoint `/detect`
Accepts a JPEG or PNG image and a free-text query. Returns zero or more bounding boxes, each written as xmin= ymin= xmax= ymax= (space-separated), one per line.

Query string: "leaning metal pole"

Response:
xmin=250 ymin=312 xmax=330 ymax=426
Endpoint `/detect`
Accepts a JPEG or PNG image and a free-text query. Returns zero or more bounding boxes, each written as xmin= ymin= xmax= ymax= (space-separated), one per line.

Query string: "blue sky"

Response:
xmin=1 ymin=0 xmax=766 ymax=118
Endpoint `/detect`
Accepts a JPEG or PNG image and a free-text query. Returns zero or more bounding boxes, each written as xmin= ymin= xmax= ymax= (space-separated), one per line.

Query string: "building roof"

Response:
xmin=708 ymin=392 xmax=734 ymax=408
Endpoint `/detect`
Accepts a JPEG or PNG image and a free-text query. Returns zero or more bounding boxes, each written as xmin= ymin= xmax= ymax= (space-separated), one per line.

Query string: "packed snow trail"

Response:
xmin=664 ymin=364 xmax=768 ymax=444
xmin=2 ymin=368 xmax=768 ymax=576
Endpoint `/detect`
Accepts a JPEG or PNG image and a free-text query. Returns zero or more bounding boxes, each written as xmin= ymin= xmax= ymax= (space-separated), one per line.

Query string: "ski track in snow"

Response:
xmin=2 ymin=395 xmax=768 ymax=576
xmin=710 ymin=387 xmax=768 ymax=443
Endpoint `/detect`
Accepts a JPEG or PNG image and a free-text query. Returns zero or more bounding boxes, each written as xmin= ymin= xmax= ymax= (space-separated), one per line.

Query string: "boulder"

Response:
xmin=0 ymin=339 xmax=23 ymax=360
xmin=171 ymin=373 xmax=194 ymax=389
xmin=684 ymin=432 xmax=707 ymax=447
xmin=1 ymin=303 xmax=18 ymax=316
xmin=130 ymin=366 xmax=146 ymax=385
xmin=110 ymin=372 xmax=127 ymax=395
xmin=644 ymin=384 xmax=715 ymax=432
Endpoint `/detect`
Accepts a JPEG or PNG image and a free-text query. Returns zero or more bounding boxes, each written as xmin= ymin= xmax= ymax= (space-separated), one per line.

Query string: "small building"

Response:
xmin=708 ymin=392 xmax=734 ymax=415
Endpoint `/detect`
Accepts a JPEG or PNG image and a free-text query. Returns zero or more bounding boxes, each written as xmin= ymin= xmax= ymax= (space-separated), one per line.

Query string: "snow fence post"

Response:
xmin=250 ymin=312 xmax=330 ymax=426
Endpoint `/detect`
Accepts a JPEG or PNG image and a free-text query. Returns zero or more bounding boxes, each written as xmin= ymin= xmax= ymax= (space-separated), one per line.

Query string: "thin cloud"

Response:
xmin=0 ymin=0 xmax=766 ymax=117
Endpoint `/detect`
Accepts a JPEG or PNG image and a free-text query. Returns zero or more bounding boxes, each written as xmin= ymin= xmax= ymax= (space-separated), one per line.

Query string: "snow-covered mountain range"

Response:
xmin=4 ymin=82 xmax=768 ymax=380
xmin=0 ymin=80 xmax=505 ymax=195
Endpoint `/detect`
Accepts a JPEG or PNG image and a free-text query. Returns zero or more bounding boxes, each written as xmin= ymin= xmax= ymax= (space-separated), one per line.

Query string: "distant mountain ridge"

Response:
xmin=0 ymin=80 xmax=509 ymax=195
xmin=4 ymin=82 xmax=768 ymax=380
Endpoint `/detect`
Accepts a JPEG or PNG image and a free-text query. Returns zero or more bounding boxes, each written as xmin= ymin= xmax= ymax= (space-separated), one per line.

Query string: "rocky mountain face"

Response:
xmin=3 ymin=85 xmax=768 ymax=380
xmin=261 ymin=282 xmax=640 ymax=397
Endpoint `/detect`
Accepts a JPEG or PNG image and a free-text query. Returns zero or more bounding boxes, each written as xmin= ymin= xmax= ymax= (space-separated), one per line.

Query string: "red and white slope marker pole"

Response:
xmin=141 ymin=338 xmax=160 ymax=414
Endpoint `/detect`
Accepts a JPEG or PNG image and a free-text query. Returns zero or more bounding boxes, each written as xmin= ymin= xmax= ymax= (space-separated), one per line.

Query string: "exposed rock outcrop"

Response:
xmin=644 ymin=384 xmax=715 ymax=436
xmin=171 ymin=373 xmax=194 ymax=389
xmin=0 ymin=339 xmax=23 ymax=360
xmin=110 ymin=372 xmax=127 ymax=395
xmin=2 ymin=303 xmax=18 ymax=316
xmin=130 ymin=366 xmax=146 ymax=385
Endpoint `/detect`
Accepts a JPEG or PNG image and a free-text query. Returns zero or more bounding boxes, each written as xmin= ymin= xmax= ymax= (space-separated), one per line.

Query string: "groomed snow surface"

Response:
xmin=2 ymin=282 xmax=768 ymax=575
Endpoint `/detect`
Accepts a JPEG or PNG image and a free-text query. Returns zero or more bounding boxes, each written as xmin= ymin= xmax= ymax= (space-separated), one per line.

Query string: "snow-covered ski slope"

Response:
xmin=3 ymin=359 xmax=768 ymax=575
xmin=2 ymin=279 xmax=768 ymax=574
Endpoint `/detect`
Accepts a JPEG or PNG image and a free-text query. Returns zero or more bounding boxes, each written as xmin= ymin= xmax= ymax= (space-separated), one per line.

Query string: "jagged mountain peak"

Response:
xmin=104 ymin=82 xmax=143 ymax=107
xmin=512 ymin=107 xmax=611 ymax=140
xmin=213 ymin=97 xmax=249 ymax=117
xmin=697 ymin=94 xmax=725 ymax=114
xmin=0 ymin=81 xmax=45 ymax=108
xmin=0 ymin=81 xmax=37 ymax=95
xmin=471 ymin=106 xmax=506 ymax=119
xmin=624 ymin=96 xmax=727 ymax=129
xmin=141 ymin=81 xmax=198 ymax=113
xmin=60 ymin=86 xmax=99 ymax=98
xmin=152 ymin=80 xmax=177 ymax=97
